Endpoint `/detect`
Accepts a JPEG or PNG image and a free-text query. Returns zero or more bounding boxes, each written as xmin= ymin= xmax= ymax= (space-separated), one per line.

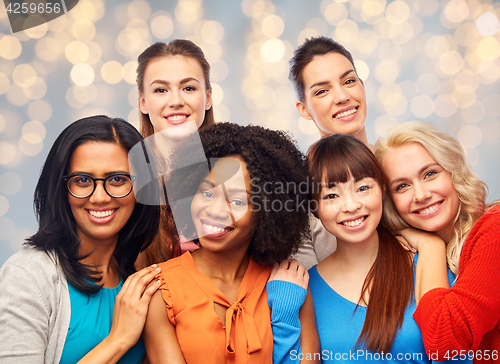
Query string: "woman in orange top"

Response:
xmin=143 ymin=123 xmax=319 ymax=363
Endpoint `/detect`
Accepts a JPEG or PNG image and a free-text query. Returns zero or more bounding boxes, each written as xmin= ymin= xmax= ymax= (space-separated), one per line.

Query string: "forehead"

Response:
xmin=302 ymin=52 xmax=355 ymax=86
xmin=144 ymin=55 xmax=205 ymax=83
xmin=69 ymin=142 xmax=129 ymax=173
xmin=203 ymin=157 xmax=251 ymax=191
xmin=382 ymin=142 xmax=436 ymax=179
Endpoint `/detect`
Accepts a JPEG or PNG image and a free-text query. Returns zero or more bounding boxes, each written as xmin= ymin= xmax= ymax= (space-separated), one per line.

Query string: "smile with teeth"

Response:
xmin=414 ymin=202 xmax=442 ymax=214
xmin=166 ymin=114 xmax=188 ymax=121
xmin=203 ymin=221 xmax=232 ymax=233
xmin=334 ymin=107 xmax=357 ymax=119
xmin=340 ymin=216 xmax=366 ymax=227
xmin=88 ymin=209 xmax=115 ymax=218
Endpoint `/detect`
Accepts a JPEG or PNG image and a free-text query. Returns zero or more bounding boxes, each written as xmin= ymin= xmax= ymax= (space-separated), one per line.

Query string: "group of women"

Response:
xmin=0 ymin=35 xmax=497 ymax=364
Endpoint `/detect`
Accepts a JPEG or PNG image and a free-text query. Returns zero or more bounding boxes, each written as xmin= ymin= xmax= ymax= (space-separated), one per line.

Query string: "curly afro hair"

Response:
xmin=165 ymin=122 xmax=310 ymax=265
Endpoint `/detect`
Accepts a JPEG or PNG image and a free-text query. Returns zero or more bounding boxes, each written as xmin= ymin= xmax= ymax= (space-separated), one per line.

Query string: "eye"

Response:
xmin=344 ymin=78 xmax=356 ymax=85
xmin=154 ymin=87 xmax=166 ymax=93
xmin=395 ymin=183 xmax=409 ymax=192
xmin=107 ymin=175 xmax=129 ymax=186
xmin=184 ymin=85 xmax=197 ymax=92
xmin=314 ymin=89 xmax=327 ymax=96
xmin=230 ymin=199 xmax=247 ymax=208
xmin=357 ymin=185 xmax=371 ymax=193
xmin=74 ymin=175 xmax=93 ymax=186
xmin=201 ymin=190 xmax=213 ymax=199
xmin=323 ymin=193 xmax=338 ymax=200
xmin=424 ymin=171 xmax=438 ymax=179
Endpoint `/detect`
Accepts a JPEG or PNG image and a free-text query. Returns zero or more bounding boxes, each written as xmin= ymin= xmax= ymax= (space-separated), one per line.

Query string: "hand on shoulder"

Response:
xmin=268 ymin=259 xmax=309 ymax=290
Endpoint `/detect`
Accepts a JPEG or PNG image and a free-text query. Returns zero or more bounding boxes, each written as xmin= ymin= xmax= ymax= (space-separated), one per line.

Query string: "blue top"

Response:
xmin=60 ymin=280 xmax=145 ymax=364
xmin=308 ymin=254 xmax=470 ymax=363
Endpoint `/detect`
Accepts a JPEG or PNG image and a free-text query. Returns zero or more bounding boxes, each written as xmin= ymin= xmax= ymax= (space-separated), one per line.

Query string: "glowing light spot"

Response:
xmin=476 ymin=12 xmax=500 ymax=37
xmin=434 ymin=95 xmax=458 ymax=118
xmin=298 ymin=117 xmax=318 ymax=135
xmin=201 ymin=43 xmax=222 ymax=62
xmin=0 ymin=115 xmax=4 ymax=132
xmin=12 ymin=64 xmax=36 ymax=88
xmin=460 ymin=101 xmax=485 ymax=124
xmin=425 ymin=36 xmax=450 ymax=59
xmin=128 ymin=108 xmax=140 ymax=130
xmin=478 ymin=60 xmax=500 ymax=83
xmin=439 ymin=51 xmax=463 ymax=75
xmin=374 ymin=114 xmax=397 ymax=137
xmin=72 ymin=19 xmax=96 ymax=42
xmin=19 ymin=137 xmax=43 ymax=156
xmin=22 ymin=120 xmax=46 ymax=144
xmin=455 ymin=23 xmax=478 ymax=47
xmin=444 ymin=0 xmax=470 ymax=23
xmin=65 ymin=41 xmax=90 ymax=64
xmin=260 ymin=39 xmax=285 ymax=63
xmin=28 ymin=100 xmax=52 ymax=123
xmin=261 ymin=15 xmax=285 ymax=38
xmin=416 ymin=74 xmax=440 ymax=96
xmin=23 ymin=19 xmax=48 ymax=39
xmin=175 ymin=0 xmax=202 ymax=24
xmin=211 ymin=60 xmax=229 ymax=82
xmin=6 ymin=84 xmax=30 ymax=106
xmin=385 ymin=1 xmax=410 ymax=25
xmin=23 ymin=78 xmax=47 ymax=100
xmin=323 ymin=2 xmax=348 ymax=25
xmin=383 ymin=93 xmax=407 ymax=116
xmin=362 ymin=0 xmax=386 ymax=17
xmin=298 ymin=28 xmax=321 ymax=45
xmin=198 ymin=21 xmax=225 ymax=43
xmin=101 ymin=61 xmax=123 ymax=85
xmin=375 ymin=61 xmax=399 ymax=84
xmin=151 ymin=13 xmax=174 ymax=39
xmin=411 ymin=95 xmax=434 ymax=118
xmin=0 ymin=195 xmax=8 ymax=217
xmin=477 ymin=37 xmax=500 ymax=61
xmin=457 ymin=125 xmax=481 ymax=148
xmin=0 ymin=142 xmax=15 ymax=165
xmin=335 ymin=19 xmax=359 ymax=43
xmin=123 ymin=61 xmax=138 ymax=85
xmin=354 ymin=60 xmax=370 ymax=81
xmin=128 ymin=0 xmax=151 ymax=20
xmin=214 ymin=103 xmax=230 ymax=122
xmin=0 ymin=172 xmax=22 ymax=195
xmin=211 ymin=83 xmax=224 ymax=105
xmin=0 ymin=73 xmax=9 ymax=95
xmin=252 ymin=86 xmax=275 ymax=109
xmin=71 ymin=64 xmax=95 ymax=87
xmin=0 ymin=36 xmax=22 ymax=60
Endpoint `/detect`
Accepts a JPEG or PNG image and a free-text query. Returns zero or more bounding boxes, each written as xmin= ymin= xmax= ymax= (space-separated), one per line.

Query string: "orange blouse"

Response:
xmin=157 ymin=252 xmax=273 ymax=364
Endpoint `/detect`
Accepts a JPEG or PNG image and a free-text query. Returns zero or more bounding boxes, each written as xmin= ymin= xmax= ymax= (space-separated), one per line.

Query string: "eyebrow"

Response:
xmin=389 ymin=163 xmax=441 ymax=187
xmin=199 ymin=179 xmax=250 ymax=194
xmin=70 ymin=171 xmax=130 ymax=177
xmin=309 ymin=69 xmax=356 ymax=90
xmin=150 ymin=77 xmax=200 ymax=87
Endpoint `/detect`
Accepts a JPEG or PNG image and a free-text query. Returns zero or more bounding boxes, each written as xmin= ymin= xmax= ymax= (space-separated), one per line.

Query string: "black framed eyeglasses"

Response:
xmin=63 ymin=173 xmax=137 ymax=199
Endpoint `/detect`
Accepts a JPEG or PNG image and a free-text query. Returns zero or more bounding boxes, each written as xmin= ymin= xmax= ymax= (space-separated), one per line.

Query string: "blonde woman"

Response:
xmin=374 ymin=121 xmax=500 ymax=362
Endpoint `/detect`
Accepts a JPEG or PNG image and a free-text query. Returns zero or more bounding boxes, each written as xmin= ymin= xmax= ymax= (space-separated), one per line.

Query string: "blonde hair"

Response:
xmin=374 ymin=121 xmax=487 ymax=275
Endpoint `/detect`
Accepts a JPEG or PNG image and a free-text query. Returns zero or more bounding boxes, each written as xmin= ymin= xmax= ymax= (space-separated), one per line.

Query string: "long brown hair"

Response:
xmin=307 ymin=134 xmax=414 ymax=353
xmin=136 ymin=39 xmax=215 ymax=138
xmin=135 ymin=40 xmax=216 ymax=268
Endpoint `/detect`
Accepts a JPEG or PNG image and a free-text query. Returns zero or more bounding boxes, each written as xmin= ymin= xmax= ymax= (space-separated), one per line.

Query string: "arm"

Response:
xmin=76 ymin=266 xmax=162 ymax=364
xmin=413 ymin=210 xmax=500 ymax=354
xmin=267 ymin=260 xmax=320 ymax=364
xmin=0 ymin=263 xmax=52 ymax=364
xmin=142 ymin=290 xmax=186 ymax=364
xmin=395 ymin=228 xmax=449 ymax=303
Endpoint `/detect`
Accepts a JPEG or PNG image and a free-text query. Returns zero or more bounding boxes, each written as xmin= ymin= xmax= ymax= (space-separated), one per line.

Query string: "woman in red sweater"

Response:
xmin=374 ymin=121 xmax=500 ymax=363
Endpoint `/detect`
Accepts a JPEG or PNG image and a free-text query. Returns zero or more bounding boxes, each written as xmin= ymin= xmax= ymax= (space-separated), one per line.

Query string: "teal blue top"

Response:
xmin=60 ymin=279 xmax=145 ymax=364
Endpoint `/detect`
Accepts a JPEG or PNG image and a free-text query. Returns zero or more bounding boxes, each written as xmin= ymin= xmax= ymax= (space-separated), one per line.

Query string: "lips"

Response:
xmin=338 ymin=215 xmax=368 ymax=230
xmin=200 ymin=219 xmax=234 ymax=239
xmin=165 ymin=113 xmax=190 ymax=125
xmin=333 ymin=106 xmax=358 ymax=119
xmin=412 ymin=201 xmax=443 ymax=215
xmin=86 ymin=208 xmax=117 ymax=223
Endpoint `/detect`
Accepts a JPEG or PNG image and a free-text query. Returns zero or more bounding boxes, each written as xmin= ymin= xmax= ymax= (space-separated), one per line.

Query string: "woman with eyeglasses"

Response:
xmin=0 ymin=115 xmax=160 ymax=364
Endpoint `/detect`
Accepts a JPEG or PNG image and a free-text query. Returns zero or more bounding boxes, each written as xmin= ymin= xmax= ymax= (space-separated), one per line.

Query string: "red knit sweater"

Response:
xmin=413 ymin=206 xmax=500 ymax=363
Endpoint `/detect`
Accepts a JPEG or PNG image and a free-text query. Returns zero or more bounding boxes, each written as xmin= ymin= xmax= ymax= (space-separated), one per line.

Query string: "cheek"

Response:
xmin=391 ymin=193 xmax=410 ymax=215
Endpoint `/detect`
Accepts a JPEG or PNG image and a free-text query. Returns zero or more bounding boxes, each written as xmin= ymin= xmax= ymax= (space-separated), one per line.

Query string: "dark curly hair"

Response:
xmin=165 ymin=122 xmax=310 ymax=265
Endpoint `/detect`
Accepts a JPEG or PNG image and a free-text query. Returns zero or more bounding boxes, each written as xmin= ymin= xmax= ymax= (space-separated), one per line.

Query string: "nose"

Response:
xmin=332 ymin=86 xmax=350 ymax=104
xmin=168 ymin=90 xmax=185 ymax=108
xmin=341 ymin=193 xmax=361 ymax=213
xmin=206 ymin=194 xmax=231 ymax=220
xmin=89 ymin=181 xmax=112 ymax=203
xmin=412 ymin=182 xmax=431 ymax=202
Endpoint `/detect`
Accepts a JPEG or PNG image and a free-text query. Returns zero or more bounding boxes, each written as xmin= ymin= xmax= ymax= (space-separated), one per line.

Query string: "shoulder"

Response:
xmin=470 ymin=206 xmax=500 ymax=239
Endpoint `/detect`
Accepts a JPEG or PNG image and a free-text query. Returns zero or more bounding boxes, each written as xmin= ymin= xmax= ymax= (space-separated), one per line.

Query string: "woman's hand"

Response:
xmin=77 ymin=265 xmax=162 ymax=364
xmin=394 ymin=227 xmax=445 ymax=253
xmin=268 ymin=259 xmax=308 ymax=290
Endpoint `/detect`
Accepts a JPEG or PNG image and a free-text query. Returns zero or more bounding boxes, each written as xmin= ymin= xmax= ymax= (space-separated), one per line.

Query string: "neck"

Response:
xmin=78 ymin=235 xmax=119 ymax=286
xmin=351 ymin=126 xmax=371 ymax=150
xmin=192 ymin=248 xmax=250 ymax=282
xmin=333 ymin=231 xmax=379 ymax=270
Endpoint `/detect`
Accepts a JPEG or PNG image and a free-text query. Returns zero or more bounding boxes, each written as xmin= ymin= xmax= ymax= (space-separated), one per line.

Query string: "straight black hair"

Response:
xmin=26 ymin=115 xmax=160 ymax=294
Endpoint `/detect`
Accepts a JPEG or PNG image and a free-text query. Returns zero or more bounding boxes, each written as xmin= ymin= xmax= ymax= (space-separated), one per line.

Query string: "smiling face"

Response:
xmin=317 ymin=176 xmax=382 ymax=247
xmin=190 ymin=157 xmax=254 ymax=254
xmin=382 ymin=142 xmax=460 ymax=241
xmin=296 ymin=52 xmax=367 ymax=139
xmin=139 ymin=55 xmax=212 ymax=140
xmin=67 ymin=142 xmax=136 ymax=247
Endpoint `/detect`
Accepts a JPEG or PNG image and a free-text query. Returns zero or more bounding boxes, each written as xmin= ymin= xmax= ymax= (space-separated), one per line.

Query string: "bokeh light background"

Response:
xmin=0 ymin=0 xmax=499 ymax=265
